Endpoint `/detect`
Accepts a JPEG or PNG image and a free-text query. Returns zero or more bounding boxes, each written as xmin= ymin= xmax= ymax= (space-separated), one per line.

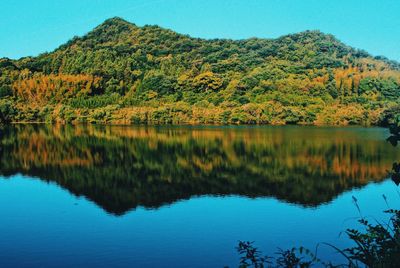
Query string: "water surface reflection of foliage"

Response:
xmin=388 ymin=122 xmax=400 ymax=185
xmin=0 ymin=124 xmax=398 ymax=215
xmin=235 ymin=121 xmax=400 ymax=268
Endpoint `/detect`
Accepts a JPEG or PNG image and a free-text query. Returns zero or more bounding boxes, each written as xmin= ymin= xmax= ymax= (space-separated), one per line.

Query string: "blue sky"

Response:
xmin=0 ymin=0 xmax=399 ymax=61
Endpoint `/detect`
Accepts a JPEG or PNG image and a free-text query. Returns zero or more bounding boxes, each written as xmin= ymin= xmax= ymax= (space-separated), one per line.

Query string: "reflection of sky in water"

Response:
xmin=0 ymin=175 xmax=397 ymax=268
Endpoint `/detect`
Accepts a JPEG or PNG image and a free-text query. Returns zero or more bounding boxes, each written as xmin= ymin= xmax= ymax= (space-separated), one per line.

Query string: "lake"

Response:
xmin=0 ymin=124 xmax=399 ymax=267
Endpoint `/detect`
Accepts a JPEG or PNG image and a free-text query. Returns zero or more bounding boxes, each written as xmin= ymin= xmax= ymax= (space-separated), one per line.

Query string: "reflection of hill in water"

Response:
xmin=0 ymin=125 xmax=397 ymax=215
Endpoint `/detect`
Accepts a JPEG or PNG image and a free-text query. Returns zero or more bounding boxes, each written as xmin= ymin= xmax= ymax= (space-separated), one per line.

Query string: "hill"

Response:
xmin=1 ymin=17 xmax=400 ymax=125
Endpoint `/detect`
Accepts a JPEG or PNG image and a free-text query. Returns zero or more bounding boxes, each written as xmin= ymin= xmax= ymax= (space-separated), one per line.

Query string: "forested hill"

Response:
xmin=1 ymin=17 xmax=400 ymax=125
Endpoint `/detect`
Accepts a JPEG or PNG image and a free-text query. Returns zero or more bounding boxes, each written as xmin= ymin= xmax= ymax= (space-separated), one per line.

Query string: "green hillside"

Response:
xmin=1 ymin=17 xmax=400 ymax=125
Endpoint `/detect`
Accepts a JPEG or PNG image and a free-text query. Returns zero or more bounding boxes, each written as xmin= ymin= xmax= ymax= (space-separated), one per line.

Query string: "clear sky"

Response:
xmin=0 ymin=0 xmax=399 ymax=61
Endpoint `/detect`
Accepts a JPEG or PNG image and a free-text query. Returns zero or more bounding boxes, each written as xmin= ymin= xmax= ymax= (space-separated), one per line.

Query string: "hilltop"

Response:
xmin=1 ymin=17 xmax=400 ymax=125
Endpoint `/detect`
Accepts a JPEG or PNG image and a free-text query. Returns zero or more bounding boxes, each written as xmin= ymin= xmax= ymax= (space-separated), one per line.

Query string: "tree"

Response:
xmin=0 ymin=99 xmax=15 ymax=124
xmin=0 ymin=85 xmax=12 ymax=98
xmin=192 ymin=71 xmax=223 ymax=92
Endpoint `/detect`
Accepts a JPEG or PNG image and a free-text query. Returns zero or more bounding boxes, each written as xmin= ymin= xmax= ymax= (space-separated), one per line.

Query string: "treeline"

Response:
xmin=1 ymin=17 xmax=400 ymax=125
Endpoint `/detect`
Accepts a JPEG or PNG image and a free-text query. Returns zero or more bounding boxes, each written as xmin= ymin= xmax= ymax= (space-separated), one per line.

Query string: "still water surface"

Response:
xmin=0 ymin=125 xmax=399 ymax=267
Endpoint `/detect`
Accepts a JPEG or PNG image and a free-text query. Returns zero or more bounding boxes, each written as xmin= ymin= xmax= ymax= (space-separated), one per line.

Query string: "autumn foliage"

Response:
xmin=12 ymin=72 xmax=102 ymax=105
xmin=1 ymin=17 xmax=400 ymax=125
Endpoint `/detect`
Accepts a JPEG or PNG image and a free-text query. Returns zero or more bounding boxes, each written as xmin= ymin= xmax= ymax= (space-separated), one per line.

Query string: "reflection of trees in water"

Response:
xmin=0 ymin=124 xmax=398 ymax=215
xmin=388 ymin=123 xmax=400 ymax=185
xmin=237 ymin=124 xmax=400 ymax=267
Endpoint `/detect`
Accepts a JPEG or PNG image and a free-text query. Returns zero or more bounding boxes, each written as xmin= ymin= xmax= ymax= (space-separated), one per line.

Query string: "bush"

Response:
xmin=235 ymin=208 xmax=400 ymax=267
xmin=0 ymin=99 xmax=15 ymax=124
xmin=0 ymin=85 xmax=12 ymax=98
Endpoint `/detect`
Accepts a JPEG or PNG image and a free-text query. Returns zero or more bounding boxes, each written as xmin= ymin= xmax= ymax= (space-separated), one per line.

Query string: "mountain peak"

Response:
xmin=91 ymin=16 xmax=136 ymax=33
xmin=66 ymin=17 xmax=138 ymax=48
xmin=100 ymin=17 xmax=133 ymax=27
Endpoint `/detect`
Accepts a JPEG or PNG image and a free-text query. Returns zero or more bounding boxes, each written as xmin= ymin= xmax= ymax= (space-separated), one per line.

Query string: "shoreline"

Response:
xmin=5 ymin=121 xmax=382 ymax=128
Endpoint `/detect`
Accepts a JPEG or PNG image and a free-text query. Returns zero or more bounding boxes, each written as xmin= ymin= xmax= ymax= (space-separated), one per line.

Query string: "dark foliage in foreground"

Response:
xmin=344 ymin=209 xmax=400 ymax=267
xmin=236 ymin=209 xmax=400 ymax=267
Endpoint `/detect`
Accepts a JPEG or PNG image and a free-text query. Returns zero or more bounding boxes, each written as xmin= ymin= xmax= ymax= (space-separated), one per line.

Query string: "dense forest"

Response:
xmin=1 ymin=124 xmax=397 ymax=215
xmin=1 ymin=17 xmax=400 ymax=125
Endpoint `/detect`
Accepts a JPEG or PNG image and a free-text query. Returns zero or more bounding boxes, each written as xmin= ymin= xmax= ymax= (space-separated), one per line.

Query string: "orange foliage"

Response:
xmin=334 ymin=62 xmax=400 ymax=95
xmin=13 ymin=73 xmax=102 ymax=105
